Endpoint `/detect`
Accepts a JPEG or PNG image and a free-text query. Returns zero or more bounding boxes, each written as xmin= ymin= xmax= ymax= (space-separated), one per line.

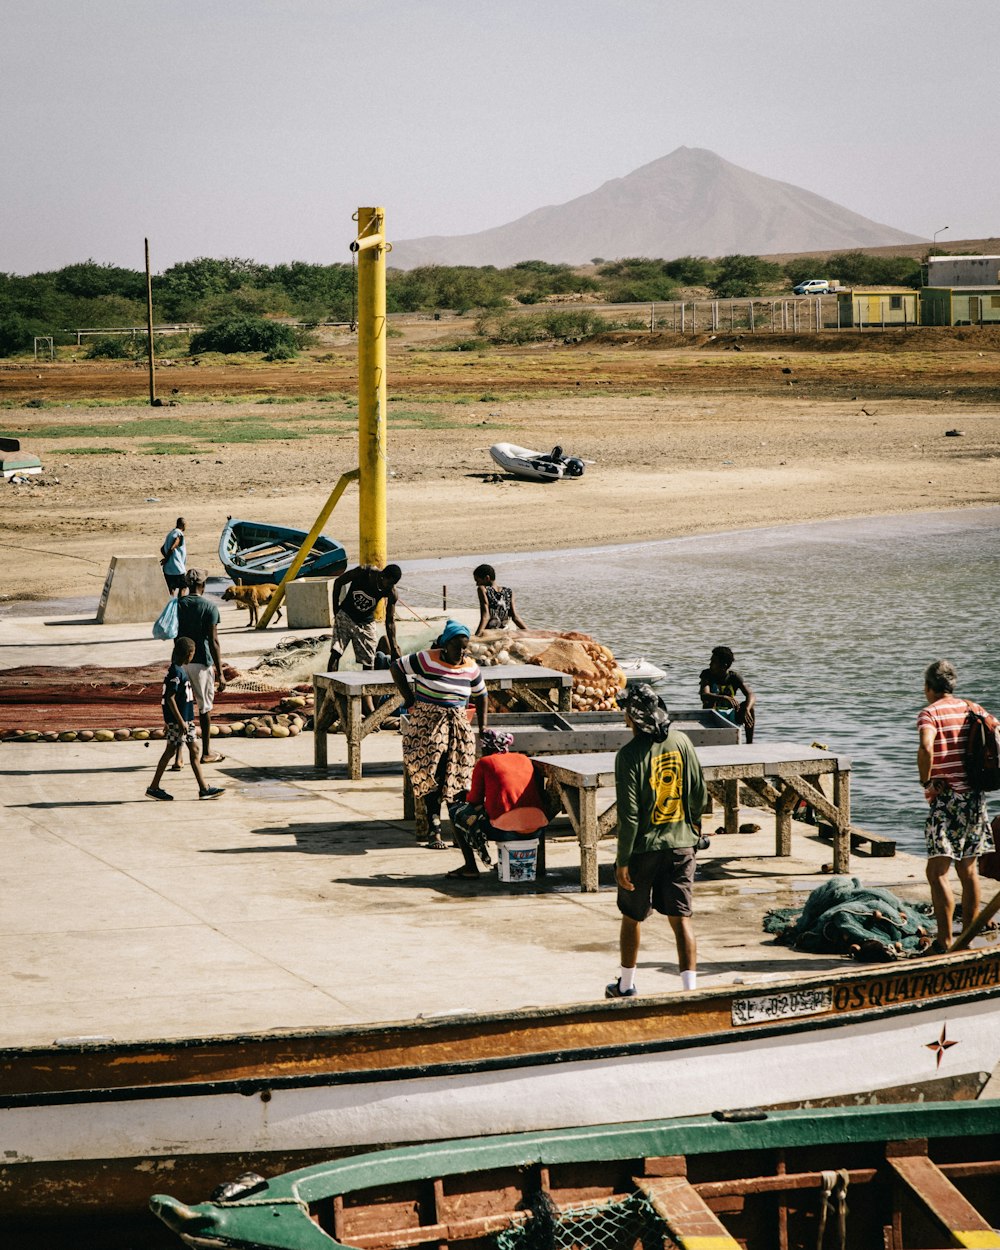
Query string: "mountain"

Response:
xmin=390 ymin=147 xmax=924 ymax=269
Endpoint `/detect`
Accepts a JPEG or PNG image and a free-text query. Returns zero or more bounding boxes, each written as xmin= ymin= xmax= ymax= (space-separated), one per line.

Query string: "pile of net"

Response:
xmin=469 ymin=630 xmax=625 ymax=712
xmin=763 ymin=876 xmax=936 ymax=962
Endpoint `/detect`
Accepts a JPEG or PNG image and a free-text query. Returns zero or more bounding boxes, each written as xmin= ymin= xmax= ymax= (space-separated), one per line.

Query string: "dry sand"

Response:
xmin=3 ymin=334 xmax=1000 ymax=605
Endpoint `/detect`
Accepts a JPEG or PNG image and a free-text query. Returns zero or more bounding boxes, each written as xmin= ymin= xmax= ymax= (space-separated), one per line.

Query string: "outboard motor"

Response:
xmin=563 ymin=457 xmax=585 ymax=477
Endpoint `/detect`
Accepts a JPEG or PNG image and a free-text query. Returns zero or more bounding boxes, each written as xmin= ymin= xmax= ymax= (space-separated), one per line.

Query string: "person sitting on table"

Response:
xmin=446 ymin=729 xmax=549 ymax=879
xmin=699 ymin=645 xmax=756 ymax=743
xmin=474 ymin=564 xmax=527 ymax=635
xmin=391 ymin=619 xmax=487 ymax=850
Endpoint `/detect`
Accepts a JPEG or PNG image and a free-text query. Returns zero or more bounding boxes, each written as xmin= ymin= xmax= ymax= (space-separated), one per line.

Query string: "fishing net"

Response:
xmin=495 ymin=1194 xmax=667 ymax=1250
xmin=763 ymin=876 xmax=935 ymax=961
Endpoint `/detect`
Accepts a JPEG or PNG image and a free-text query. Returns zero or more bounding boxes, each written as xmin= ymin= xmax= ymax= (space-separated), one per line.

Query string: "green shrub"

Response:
xmin=189 ymin=315 xmax=299 ymax=356
xmin=86 ymin=336 xmax=133 ymax=360
xmin=0 ymin=313 xmax=36 ymax=356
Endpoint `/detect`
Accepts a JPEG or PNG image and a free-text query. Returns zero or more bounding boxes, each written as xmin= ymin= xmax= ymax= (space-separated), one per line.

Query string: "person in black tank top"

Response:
xmin=473 ymin=564 xmax=527 ymax=635
xmin=328 ymin=564 xmax=402 ymax=673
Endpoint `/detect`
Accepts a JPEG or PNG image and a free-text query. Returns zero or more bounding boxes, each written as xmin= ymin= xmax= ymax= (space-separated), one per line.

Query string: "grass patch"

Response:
xmin=57 ymin=446 xmax=128 ymax=455
xmin=25 ymin=418 xmax=306 ymax=443
xmin=391 ymin=410 xmax=467 ymax=429
xmin=141 ymin=444 xmax=203 ymax=455
xmin=255 ymin=395 xmax=313 ymax=404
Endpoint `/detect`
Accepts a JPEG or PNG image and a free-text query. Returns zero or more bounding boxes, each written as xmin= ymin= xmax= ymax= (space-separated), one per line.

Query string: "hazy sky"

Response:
xmin=3 ymin=0 xmax=997 ymax=274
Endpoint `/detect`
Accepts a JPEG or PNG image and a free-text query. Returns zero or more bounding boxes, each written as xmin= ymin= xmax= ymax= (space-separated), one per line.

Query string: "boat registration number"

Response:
xmin=732 ymin=987 xmax=833 ymax=1026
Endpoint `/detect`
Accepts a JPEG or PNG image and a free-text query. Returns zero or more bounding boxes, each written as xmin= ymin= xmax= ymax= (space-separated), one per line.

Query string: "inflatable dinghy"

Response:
xmin=489 ymin=443 xmax=587 ymax=483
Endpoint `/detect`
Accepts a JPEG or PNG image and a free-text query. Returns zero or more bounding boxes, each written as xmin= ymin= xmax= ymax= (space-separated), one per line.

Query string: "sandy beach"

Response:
xmin=3 ymin=332 xmax=1000 ymax=604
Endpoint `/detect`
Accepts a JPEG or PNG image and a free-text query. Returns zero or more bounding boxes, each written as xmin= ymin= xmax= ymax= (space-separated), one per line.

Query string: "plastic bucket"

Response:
xmin=497 ymin=838 xmax=539 ymax=883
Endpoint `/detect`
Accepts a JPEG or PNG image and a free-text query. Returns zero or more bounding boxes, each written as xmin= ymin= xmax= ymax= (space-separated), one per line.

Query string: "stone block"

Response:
xmin=97 ymin=556 xmax=170 ymax=624
xmin=286 ymin=578 xmax=335 ymax=628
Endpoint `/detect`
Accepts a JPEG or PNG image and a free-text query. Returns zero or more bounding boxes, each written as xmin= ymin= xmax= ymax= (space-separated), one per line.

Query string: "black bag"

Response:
xmin=964 ymin=702 xmax=1000 ymax=791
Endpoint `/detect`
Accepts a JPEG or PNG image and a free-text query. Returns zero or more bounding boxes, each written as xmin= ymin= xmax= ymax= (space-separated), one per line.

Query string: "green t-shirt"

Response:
xmin=614 ymin=727 xmax=707 ymax=864
xmin=176 ymin=593 xmax=220 ymax=667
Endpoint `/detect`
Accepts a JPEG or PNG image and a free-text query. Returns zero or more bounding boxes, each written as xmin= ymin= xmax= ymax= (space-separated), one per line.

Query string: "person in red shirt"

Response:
xmin=446 ymin=729 xmax=548 ymax=879
xmin=917 ymin=659 xmax=994 ymax=952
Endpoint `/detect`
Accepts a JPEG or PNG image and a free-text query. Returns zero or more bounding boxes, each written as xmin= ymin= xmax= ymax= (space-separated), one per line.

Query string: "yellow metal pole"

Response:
xmin=353 ymin=206 xmax=388 ymax=572
xmin=255 ymin=470 xmax=359 ymax=629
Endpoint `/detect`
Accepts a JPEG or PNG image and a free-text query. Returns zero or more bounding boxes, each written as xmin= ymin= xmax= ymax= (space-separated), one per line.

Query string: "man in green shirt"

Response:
xmin=607 ymin=684 xmax=707 ymax=999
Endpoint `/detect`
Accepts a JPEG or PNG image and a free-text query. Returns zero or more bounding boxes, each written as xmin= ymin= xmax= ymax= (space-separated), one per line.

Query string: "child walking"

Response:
xmin=146 ymin=636 xmax=226 ymax=801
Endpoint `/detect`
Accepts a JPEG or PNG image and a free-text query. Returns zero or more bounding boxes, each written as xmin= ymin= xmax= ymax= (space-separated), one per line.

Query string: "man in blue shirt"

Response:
xmin=160 ymin=517 xmax=187 ymax=595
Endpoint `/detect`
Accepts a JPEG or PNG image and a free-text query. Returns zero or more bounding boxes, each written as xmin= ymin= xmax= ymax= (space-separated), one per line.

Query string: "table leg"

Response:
xmin=579 ymin=785 xmax=599 ymax=893
xmin=833 ymin=768 xmax=851 ymax=873
xmin=557 ymin=683 xmax=573 ymax=714
xmin=345 ymin=694 xmax=364 ymax=782
xmin=313 ymin=685 xmax=335 ymax=770
xmin=724 ymin=780 xmax=739 ymax=836
xmin=775 ymin=786 xmax=797 ymax=857
xmin=403 ymin=769 xmax=415 ymax=821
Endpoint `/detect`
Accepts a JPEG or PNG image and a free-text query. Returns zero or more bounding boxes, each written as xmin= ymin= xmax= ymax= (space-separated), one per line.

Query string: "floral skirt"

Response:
xmin=403 ymin=701 xmax=476 ymax=802
xmin=924 ymin=784 xmax=993 ymax=860
xmin=448 ymin=799 xmax=493 ymax=866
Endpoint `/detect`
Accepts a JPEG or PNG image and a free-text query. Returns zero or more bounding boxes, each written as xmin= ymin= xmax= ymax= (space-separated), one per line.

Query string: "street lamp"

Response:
xmin=933 ymin=226 xmax=949 ymax=248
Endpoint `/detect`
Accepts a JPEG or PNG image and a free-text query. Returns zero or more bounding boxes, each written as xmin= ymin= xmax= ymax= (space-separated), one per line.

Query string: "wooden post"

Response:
xmin=144 ymin=237 xmax=156 ymax=407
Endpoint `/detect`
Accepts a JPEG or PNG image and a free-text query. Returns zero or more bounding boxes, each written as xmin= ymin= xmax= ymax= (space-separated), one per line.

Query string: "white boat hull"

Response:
xmin=5 ymin=994 xmax=998 ymax=1167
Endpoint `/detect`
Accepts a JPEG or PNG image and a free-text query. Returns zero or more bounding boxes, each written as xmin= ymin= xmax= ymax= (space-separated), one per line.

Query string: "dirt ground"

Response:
xmin=3 ymin=324 xmax=1000 ymax=604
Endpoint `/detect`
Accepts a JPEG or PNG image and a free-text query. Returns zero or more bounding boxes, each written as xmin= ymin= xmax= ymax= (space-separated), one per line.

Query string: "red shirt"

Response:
xmin=917 ymin=695 xmax=984 ymax=793
xmin=467 ymin=753 xmax=547 ymax=833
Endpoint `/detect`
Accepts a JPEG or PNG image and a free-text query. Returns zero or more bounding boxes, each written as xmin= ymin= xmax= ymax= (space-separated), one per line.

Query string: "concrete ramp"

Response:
xmin=97 ymin=556 xmax=168 ymax=625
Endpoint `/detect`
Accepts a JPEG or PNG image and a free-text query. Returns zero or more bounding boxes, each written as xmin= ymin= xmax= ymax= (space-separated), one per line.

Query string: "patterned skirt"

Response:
xmin=924 ymin=784 xmax=993 ymax=860
xmin=403 ymin=701 xmax=477 ymax=802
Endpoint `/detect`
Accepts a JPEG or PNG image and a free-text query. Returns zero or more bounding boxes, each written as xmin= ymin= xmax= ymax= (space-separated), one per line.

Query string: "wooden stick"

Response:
xmin=950 ymin=885 xmax=1000 ymax=952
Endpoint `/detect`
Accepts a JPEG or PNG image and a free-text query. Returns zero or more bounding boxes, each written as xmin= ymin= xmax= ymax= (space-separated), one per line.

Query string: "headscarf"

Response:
xmin=437 ymin=619 xmax=471 ymax=646
xmin=480 ymin=728 xmax=513 ymax=755
xmin=620 ymin=683 xmax=672 ymax=742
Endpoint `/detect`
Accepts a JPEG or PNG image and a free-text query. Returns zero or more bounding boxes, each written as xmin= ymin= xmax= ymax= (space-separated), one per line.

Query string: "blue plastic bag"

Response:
xmin=152 ymin=597 xmax=179 ymax=641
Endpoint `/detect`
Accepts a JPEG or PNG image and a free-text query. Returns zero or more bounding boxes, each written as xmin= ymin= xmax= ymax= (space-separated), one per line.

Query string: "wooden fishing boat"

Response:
xmin=4 ymin=945 xmax=1000 ymax=1245
xmin=151 ymin=1101 xmax=1000 ymax=1250
xmin=219 ymin=518 xmax=348 ymax=586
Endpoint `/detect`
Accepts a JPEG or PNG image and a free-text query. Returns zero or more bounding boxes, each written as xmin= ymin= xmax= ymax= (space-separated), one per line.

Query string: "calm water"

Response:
xmin=399 ymin=508 xmax=1000 ymax=853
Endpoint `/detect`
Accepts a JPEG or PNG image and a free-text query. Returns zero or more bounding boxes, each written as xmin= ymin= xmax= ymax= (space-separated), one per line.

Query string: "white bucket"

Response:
xmin=497 ymin=838 xmax=539 ymax=883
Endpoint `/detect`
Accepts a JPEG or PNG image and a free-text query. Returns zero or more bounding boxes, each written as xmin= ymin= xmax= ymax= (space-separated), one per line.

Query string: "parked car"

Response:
xmin=792 ymin=279 xmax=831 ymax=295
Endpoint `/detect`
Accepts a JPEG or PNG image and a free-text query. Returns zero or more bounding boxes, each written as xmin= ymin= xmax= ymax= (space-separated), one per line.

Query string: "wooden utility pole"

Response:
xmin=144 ymin=238 xmax=156 ymax=406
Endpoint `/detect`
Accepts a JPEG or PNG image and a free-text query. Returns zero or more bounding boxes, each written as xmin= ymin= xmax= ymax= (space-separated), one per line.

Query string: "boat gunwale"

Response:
xmin=5 ymin=962 xmax=1000 ymax=1108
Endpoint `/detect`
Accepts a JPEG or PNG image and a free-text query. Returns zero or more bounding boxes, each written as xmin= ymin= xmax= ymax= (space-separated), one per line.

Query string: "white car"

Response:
xmin=792 ymin=279 xmax=831 ymax=295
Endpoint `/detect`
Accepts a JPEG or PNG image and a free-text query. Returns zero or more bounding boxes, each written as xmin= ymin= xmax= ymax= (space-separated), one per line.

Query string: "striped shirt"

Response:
xmin=917 ymin=695 xmax=984 ymax=792
xmin=398 ymin=649 xmax=486 ymax=708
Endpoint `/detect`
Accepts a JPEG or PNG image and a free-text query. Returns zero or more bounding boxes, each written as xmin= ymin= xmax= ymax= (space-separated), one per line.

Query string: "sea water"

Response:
xmin=400 ymin=508 xmax=1000 ymax=853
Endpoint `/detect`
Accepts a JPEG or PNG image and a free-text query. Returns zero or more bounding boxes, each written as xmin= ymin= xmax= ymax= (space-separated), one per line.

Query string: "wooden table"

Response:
xmin=313 ymin=665 xmax=574 ymax=779
xmin=535 ymin=742 xmax=852 ymax=892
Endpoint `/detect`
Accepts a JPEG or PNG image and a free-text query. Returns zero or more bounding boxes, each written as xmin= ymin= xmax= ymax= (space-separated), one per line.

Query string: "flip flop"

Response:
xmin=445 ymin=867 xmax=480 ymax=879
xmin=425 ymin=837 xmax=449 ymax=850
xmin=168 ymin=763 xmax=183 ymax=772
xmin=200 ymin=753 xmax=226 ymax=764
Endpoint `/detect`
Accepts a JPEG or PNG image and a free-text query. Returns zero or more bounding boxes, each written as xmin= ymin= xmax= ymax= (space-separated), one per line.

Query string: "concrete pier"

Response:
xmin=1 ymin=610 xmax=940 ymax=1050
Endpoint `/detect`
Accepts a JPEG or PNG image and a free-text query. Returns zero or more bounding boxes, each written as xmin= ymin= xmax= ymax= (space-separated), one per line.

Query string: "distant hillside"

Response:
xmin=391 ymin=147 xmax=924 ymax=269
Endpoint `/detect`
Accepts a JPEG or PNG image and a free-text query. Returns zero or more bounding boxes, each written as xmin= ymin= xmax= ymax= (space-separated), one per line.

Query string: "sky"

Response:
xmin=2 ymin=0 xmax=998 ymax=274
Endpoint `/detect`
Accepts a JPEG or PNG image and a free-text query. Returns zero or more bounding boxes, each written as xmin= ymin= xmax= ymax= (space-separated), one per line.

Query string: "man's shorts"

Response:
xmin=617 ymin=848 xmax=696 ymax=921
xmin=185 ymin=662 xmax=216 ymax=713
xmin=165 ymin=719 xmax=197 ymax=746
xmin=163 ymin=571 xmax=187 ymax=592
xmin=924 ymin=784 xmax=993 ymax=860
xmin=332 ymin=614 xmax=378 ymax=668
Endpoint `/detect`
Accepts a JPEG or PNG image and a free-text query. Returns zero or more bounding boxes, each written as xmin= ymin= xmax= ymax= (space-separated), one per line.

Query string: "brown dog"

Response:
xmin=223 ymin=583 xmax=282 ymax=627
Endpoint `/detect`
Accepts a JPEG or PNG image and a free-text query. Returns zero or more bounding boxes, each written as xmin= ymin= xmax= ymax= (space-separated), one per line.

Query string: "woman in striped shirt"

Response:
xmin=392 ymin=620 xmax=488 ymax=848
xmin=917 ymin=659 xmax=994 ymax=951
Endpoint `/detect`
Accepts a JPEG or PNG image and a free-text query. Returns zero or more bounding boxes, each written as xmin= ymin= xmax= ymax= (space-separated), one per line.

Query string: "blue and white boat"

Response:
xmin=218 ymin=518 xmax=348 ymax=586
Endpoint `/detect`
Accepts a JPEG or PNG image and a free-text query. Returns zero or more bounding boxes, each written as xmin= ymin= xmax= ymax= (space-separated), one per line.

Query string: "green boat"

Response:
xmin=151 ymin=1101 xmax=1000 ymax=1250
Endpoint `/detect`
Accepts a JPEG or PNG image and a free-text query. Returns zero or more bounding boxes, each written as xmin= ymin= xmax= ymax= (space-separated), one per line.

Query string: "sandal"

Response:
xmin=168 ymin=763 xmax=183 ymax=772
xmin=425 ymin=836 xmax=449 ymax=850
xmin=200 ymin=753 xmax=226 ymax=765
xmin=445 ymin=867 xmax=480 ymax=879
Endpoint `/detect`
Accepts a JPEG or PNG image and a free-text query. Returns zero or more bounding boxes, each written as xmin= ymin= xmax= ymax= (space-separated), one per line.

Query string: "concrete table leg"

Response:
xmin=775 ymin=786 xmax=798 ymax=857
xmin=579 ymin=786 xmax=600 ymax=893
xmin=558 ymin=684 xmax=573 ymax=714
xmin=345 ymin=695 xmax=364 ymax=782
xmin=724 ymin=780 xmax=739 ymax=836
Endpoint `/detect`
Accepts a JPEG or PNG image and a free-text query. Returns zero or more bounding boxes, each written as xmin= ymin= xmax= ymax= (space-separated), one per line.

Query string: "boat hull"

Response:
xmin=4 ymin=948 xmax=1000 ymax=1244
xmin=218 ymin=519 xmax=348 ymax=585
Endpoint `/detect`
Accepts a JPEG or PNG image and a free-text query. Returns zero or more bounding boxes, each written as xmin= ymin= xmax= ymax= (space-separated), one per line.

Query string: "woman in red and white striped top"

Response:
xmin=917 ymin=659 xmax=993 ymax=951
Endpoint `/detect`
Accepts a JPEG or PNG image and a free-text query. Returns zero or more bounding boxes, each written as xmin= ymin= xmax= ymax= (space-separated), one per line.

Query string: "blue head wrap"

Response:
xmin=437 ymin=619 xmax=471 ymax=646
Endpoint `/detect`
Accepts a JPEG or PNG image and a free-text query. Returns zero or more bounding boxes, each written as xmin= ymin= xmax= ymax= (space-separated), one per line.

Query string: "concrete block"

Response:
xmin=286 ymin=578 xmax=335 ymax=628
xmin=96 ymin=556 xmax=169 ymax=624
